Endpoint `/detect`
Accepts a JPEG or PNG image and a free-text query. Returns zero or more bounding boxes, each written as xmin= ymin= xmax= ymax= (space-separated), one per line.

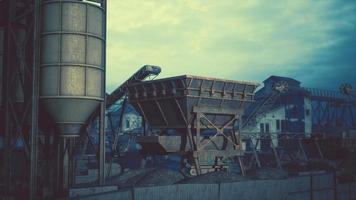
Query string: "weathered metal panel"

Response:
xmin=219 ymin=175 xmax=329 ymax=200
xmin=312 ymin=173 xmax=334 ymax=200
xmin=0 ymin=27 xmax=4 ymax=134
xmin=352 ymin=182 xmax=356 ymax=199
xmin=220 ymin=181 xmax=258 ymax=200
xmin=134 ymin=184 xmax=219 ymax=200
xmin=283 ymin=175 xmax=311 ymax=200
xmin=70 ymin=189 xmax=132 ymax=200
xmin=288 ymin=175 xmax=311 ymax=190
xmin=67 ymin=175 xmax=346 ymax=200
xmin=133 ymin=185 xmax=178 ymax=200
xmin=313 ymin=190 xmax=334 ymax=200
xmin=337 ymin=184 xmax=350 ymax=200
xmin=137 ymin=135 xmax=244 ymax=154
xmin=0 ymin=28 xmax=3 ymax=106
xmin=69 ymin=186 xmax=118 ymax=198
xmin=220 ymin=180 xmax=291 ymax=200
xmin=128 ymin=75 xmax=258 ymax=129
xmin=40 ymin=0 xmax=105 ymax=136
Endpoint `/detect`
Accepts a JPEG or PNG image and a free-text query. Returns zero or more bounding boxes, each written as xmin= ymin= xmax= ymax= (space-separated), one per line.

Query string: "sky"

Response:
xmin=106 ymin=0 xmax=356 ymax=93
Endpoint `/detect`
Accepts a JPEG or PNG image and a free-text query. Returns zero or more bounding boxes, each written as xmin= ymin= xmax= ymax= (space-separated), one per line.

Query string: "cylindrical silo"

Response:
xmin=40 ymin=0 xmax=105 ymax=137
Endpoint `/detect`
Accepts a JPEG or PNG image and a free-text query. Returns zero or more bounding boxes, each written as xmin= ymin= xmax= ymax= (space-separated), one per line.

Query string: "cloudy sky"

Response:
xmin=106 ymin=0 xmax=356 ymax=92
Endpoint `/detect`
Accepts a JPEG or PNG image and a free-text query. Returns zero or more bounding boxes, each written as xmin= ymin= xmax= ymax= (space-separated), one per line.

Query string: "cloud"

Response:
xmin=106 ymin=0 xmax=356 ymax=92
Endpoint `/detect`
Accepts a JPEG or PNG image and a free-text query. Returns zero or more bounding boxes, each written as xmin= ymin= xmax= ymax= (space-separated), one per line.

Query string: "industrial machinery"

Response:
xmin=0 ymin=27 xmax=3 ymax=125
xmin=0 ymin=0 xmax=107 ymax=199
xmin=305 ymin=84 xmax=356 ymax=135
xmin=41 ymin=0 xmax=106 ymax=137
xmin=128 ymin=75 xmax=258 ymax=175
xmin=241 ymin=80 xmax=288 ymax=131
xmin=76 ymin=65 xmax=161 ymax=176
xmin=106 ymin=65 xmax=161 ymax=108
xmin=40 ymin=0 xmax=106 ymax=192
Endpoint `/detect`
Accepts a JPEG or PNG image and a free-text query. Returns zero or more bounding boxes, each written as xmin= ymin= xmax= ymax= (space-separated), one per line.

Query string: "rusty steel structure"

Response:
xmin=239 ymin=132 xmax=325 ymax=171
xmin=75 ymin=65 xmax=162 ymax=177
xmin=128 ymin=75 xmax=259 ymax=175
xmin=0 ymin=0 xmax=40 ymax=198
xmin=0 ymin=0 xmax=107 ymax=199
xmin=304 ymin=86 xmax=356 ymax=136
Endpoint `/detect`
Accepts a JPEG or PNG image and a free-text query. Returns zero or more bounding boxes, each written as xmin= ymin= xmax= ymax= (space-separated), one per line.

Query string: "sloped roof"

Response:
xmin=263 ymin=75 xmax=301 ymax=86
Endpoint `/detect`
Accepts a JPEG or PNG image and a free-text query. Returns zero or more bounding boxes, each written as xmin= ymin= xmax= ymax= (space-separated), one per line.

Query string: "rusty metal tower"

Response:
xmin=0 ymin=0 xmax=107 ymax=199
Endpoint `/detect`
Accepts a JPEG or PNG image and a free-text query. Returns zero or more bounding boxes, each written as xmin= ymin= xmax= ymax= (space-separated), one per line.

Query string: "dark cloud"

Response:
xmin=106 ymin=1 xmax=356 ymax=92
xmin=287 ymin=25 xmax=356 ymax=90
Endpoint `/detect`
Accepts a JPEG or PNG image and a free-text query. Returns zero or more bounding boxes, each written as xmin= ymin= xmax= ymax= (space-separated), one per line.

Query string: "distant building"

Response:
xmin=243 ymin=76 xmax=312 ymax=136
xmin=105 ymin=103 xmax=143 ymax=135
xmin=121 ymin=112 xmax=142 ymax=132
xmin=242 ymin=76 xmax=312 ymax=150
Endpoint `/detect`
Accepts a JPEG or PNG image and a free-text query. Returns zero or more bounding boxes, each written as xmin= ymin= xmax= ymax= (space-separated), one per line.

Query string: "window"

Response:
xmin=126 ymin=120 xmax=130 ymax=128
xmin=265 ymin=123 xmax=270 ymax=133
xmin=306 ymin=109 xmax=310 ymax=116
xmin=260 ymin=123 xmax=264 ymax=133
xmin=281 ymin=120 xmax=286 ymax=132
xmin=276 ymin=120 xmax=280 ymax=130
xmin=293 ymin=105 xmax=298 ymax=116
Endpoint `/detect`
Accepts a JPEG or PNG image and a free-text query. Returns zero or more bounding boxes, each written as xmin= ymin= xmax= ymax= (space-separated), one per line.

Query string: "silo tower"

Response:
xmin=40 ymin=0 xmax=106 ymax=192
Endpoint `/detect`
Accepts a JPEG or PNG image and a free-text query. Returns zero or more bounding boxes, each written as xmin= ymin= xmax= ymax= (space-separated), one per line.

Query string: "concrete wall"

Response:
xmin=70 ymin=173 xmax=356 ymax=200
xmin=336 ymin=182 xmax=356 ymax=200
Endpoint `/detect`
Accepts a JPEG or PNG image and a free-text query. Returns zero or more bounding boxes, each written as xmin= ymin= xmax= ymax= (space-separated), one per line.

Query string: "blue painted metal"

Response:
xmin=304 ymin=87 xmax=356 ymax=135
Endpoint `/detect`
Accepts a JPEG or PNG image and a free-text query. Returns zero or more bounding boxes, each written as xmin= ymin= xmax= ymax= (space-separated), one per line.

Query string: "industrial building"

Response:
xmin=1 ymin=0 xmax=356 ymax=199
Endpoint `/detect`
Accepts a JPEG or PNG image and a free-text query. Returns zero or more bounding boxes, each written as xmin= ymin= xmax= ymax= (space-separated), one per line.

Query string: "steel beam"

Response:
xmin=98 ymin=101 xmax=106 ymax=185
xmin=98 ymin=0 xmax=107 ymax=185
xmin=2 ymin=0 xmax=14 ymax=194
xmin=29 ymin=0 xmax=41 ymax=198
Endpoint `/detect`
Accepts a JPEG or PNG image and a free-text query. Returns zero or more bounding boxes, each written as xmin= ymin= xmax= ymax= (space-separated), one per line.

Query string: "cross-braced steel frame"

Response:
xmin=0 ymin=0 xmax=107 ymax=199
xmin=305 ymin=87 xmax=356 ymax=134
xmin=178 ymin=106 xmax=245 ymax=175
xmin=1 ymin=0 xmax=40 ymax=199
xmin=239 ymin=132 xmax=325 ymax=172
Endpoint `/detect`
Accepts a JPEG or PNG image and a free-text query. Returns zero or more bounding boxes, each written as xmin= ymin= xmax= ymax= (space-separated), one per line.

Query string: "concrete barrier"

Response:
xmin=70 ymin=172 xmax=353 ymax=200
xmin=134 ymin=184 xmax=219 ymax=200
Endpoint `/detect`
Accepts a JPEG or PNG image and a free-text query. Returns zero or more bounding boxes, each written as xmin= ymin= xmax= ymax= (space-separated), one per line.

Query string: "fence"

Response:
xmin=69 ymin=172 xmax=356 ymax=200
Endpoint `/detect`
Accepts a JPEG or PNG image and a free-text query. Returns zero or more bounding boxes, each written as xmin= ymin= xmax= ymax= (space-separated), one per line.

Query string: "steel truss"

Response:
xmin=0 ymin=0 xmax=108 ymax=199
xmin=239 ymin=132 xmax=325 ymax=172
xmin=180 ymin=106 xmax=245 ymax=176
xmin=1 ymin=0 xmax=39 ymax=198
xmin=305 ymin=87 xmax=356 ymax=134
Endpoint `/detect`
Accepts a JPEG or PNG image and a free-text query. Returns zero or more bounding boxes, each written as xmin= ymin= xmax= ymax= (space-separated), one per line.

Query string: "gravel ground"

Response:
xmin=251 ymin=168 xmax=289 ymax=180
xmin=77 ymin=167 xmax=289 ymax=188
xmin=178 ymin=171 xmax=250 ymax=184
xmin=105 ymin=168 xmax=184 ymax=188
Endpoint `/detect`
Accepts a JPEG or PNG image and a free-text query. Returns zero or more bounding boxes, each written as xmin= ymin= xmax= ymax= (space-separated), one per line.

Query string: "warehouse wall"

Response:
xmin=70 ymin=172 xmax=356 ymax=200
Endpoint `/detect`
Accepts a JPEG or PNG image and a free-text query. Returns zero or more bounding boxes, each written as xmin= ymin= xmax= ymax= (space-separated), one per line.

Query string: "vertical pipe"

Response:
xmin=98 ymin=0 xmax=107 ymax=185
xmin=29 ymin=0 xmax=41 ymax=198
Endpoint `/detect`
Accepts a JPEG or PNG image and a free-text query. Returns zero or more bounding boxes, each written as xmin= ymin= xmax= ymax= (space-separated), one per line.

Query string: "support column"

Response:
xmin=2 ymin=0 xmax=13 ymax=194
xmin=98 ymin=101 xmax=106 ymax=185
xmin=98 ymin=0 xmax=107 ymax=185
xmin=29 ymin=0 xmax=41 ymax=199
